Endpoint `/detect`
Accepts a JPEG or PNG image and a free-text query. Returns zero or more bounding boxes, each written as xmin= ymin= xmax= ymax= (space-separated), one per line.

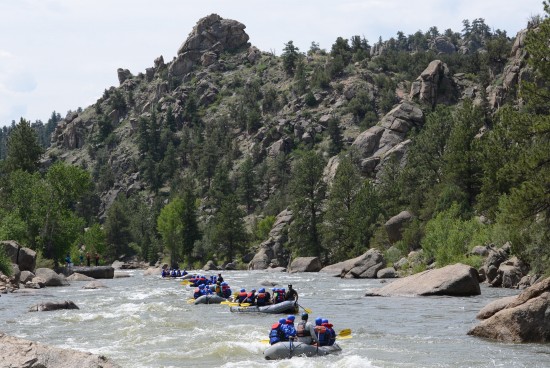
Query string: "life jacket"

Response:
xmin=269 ymin=322 xmax=286 ymax=345
xmin=237 ymin=291 xmax=247 ymax=302
xmin=275 ymin=292 xmax=285 ymax=304
xmin=325 ymin=323 xmax=336 ymax=346
xmin=296 ymin=321 xmax=310 ymax=337
xmin=284 ymin=322 xmax=296 ymax=339
xmin=245 ymin=292 xmax=255 ymax=303
xmin=193 ymin=288 xmax=201 ymax=299
xmin=176 ymin=270 xmax=181 ymax=277
xmin=315 ymin=325 xmax=330 ymax=346
xmin=256 ymin=292 xmax=267 ymax=306
xmin=222 ymin=288 xmax=232 ymax=298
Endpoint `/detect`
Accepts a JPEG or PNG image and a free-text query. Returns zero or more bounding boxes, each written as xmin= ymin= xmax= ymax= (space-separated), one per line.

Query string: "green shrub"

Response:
xmin=255 ymin=216 xmax=276 ymax=240
xmin=421 ymin=203 xmax=486 ymax=267
xmin=0 ymin=246 xmax=12 ymax=276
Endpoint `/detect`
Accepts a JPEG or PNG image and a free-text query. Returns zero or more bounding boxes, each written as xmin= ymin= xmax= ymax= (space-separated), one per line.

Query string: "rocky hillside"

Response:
xmin=38 ymin=12 xmax=547 ymax=275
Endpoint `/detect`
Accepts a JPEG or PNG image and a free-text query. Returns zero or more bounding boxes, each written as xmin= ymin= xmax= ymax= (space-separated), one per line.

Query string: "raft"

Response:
xmin=230 ymin=300 xmax=298 ymax=314
xmin=194 ymin=295 xmax=226 ymax=304
xmin=264 ymin=341 xmax=342 ymax=360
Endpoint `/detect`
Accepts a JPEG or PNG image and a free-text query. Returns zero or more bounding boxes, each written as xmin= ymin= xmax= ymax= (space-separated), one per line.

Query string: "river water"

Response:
xmin=1 ymin=270 xmax=549 ymax=367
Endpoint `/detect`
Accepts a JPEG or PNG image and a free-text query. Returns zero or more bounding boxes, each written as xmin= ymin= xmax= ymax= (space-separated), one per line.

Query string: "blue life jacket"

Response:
xmin=315 ymin=325 xmax=330 ymax=346
xmin=193 ymin=288 xmax=201 ymax=299
xmin=269 ymin=322 xmax=286 ymax=345
xmin=283 ymin=323 xmax=297 ymax=339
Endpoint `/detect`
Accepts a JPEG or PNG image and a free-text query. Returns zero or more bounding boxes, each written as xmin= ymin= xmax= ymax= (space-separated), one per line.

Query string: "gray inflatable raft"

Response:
xmin=194 ymin=295 xmax=226 ymax=304
xmin=230 ymin=300 xmax=298 ymax=314
xmin=264 ymin=341 xmax=342 ymax=360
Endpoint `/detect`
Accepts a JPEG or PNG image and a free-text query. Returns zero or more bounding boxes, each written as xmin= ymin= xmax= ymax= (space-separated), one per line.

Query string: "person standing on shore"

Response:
xmin=95 ymin=253 xmax=100 ymax=266
xmin=86 ymin=252 xmax=91 ymax=266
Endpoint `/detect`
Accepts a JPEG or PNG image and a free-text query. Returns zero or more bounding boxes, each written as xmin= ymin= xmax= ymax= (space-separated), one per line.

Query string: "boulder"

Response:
xmin=384 ymin=211 xmax=413 ymax=243
xmin=71 ymin=266 xmax=115 ymax=279
xmin=409 ymin=60 xmax=457 ymax=107
xmin=19 ymin=270 xmax=35 ymax=284
xmin=66 ymin=273 xmax=95 ymax=281
xmin=83 ymin=281 xmax=108 ymax=289
xmin=117 ymin=68 xmax=133 ymax=85
xmin=377 ymin=267 xmax=397 ymax=279
xmin=476 ymin=295 xmax=517 ymax=320
xmin=365 ymin=263 xmax=481 ymax=296
xmin=0 ymin=240 xmax=36 ymax=272
xmin=266 ymin=267 xmax=287 ymax=273
xmin=34 ymin=268 xmax=69 ymax=286
xmin=289 ymin=257 xmax=322 ymax=273
xmin=248 ymin=209 xmax=292 ymax=270
xmin=320 ymin=249 xmax=385 ymax=278
xmin=0 ymin=332 xmax=120 ymax=367
xmin=468 ymin=277 xmax=550 ymax=342
xmin=143 ymin=267 xmax=161 ymax=276
xmin=28 ymin=300 xmax=79 ymax=312
xmin=260 ymin=280 xmax=278 ymax=287
xmin=498 ymin=257 xmax=529 ymax=288
xmin=203 ymin=260 xmax=218 ymax=271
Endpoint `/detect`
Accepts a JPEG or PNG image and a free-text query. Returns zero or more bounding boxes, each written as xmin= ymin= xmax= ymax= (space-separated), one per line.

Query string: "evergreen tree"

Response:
xmin=3 ymin=118 xmax=44 ymax=174
xmin=104 ymin=197 xmax=132 ymax=260
xmin=211 ymin=195 xmax=248 ymax=262
xmin=282 ymin=40 xmax=300 ymax=76
xmin=327 ymin=117 xmax=344 ymax=156
xmin=237 ymin=156 xmax=257 ymax=213
xmin=288 ymin=150 xmax=326 ymax=259
xmin=180 ymin=184 xmax=200 ymax=262
xmin=157 ymin=198 xmax=185 ymax=268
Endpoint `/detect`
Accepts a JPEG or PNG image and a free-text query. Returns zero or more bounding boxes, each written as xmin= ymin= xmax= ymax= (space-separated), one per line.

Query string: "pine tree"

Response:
xmin=282 ymin=40 xmax=300 ymax=76
xmin=3 ymin=118 xmax=44 ymax=174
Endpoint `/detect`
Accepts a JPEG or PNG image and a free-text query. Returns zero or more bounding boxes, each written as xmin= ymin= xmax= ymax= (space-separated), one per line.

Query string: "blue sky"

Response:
xmin=0 ymin=0 xmax=545 ymax=127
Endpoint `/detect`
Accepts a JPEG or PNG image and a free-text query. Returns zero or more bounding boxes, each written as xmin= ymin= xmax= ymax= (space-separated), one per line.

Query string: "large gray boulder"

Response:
xmin=289 ymin=257 xmax=322 ymax=273
xmin=248 ymin=209 xmax=293 ymax=270
xmin=468 ymin=277 xmax=550 ymax=342
xmin=476 ymin=295 xmax=517 ymax=320
xmin=71 ymin=266 xmax=115 ymax=279
xmin=0 ymin=332 xmax=120 ymax=367
xmin=320 ymin=249 xmax=385 ymax=278
xmin=0 ymin=240 xmax=36 ymax=271
xmin=28 ymin=300 xmax=79 ymax=312
xmin=34 ymin=268 xmax=69 ymax=286
xmin=67 ymin=273 xmax=95 ymax=282
xmin=365 ymin=263 xmax=481 ymax=296
xmin=410 ymin=60 xmax=457 ymax=107
xmin=82 ymin=281 xmax=108 ymax=289
xmin=384 ymin=210 xmax=413 ymax=243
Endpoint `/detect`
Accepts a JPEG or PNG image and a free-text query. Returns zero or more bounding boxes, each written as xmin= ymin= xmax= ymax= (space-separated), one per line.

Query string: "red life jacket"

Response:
xmin=238 ymin=291 xmax=247 ymax=301
xmin=314 ymin=325 xmax=329 ymax=346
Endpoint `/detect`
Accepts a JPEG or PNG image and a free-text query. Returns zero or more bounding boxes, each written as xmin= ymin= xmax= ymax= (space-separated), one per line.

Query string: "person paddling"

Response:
xmin=296 ymin=313 xmax=317 ymax=345
xmin=285 ymin=284 xmax=298 ymax=302
xmin=268 ymin=318 xmax=287 ymax=345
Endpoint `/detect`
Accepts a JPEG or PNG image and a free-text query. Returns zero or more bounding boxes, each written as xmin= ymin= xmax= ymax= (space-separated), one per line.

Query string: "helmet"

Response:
xmin=221 ymin=282 xmax=227 ymax=286
xmin=322 ymin=319 xmax=329 ymax=324
xmin=287 ymin=315 xmax=295 ymax=321
xmin=281 ymin=288 xmax=286 ymax=292
xmin=271 ymin=288 xmax=276 ymax=291
xmin=259 ymin=288 xmax=265 ymax=293
xmin=251 ymin=289 xmax=256 ymax=292
xmin=301 ymin=313 xmax=308 ymax=320
xmin=315 ymin=317 xmax=322 ymax=326
xmin=288 ymin=284 xmax=292 ymax=288
xmin=199 ymin=284 xmax=205 ymax=289
xmin=240 ymin=288 xmax=245 ymax=292
xmin=279 ymin=318 xmax=286 ymax=324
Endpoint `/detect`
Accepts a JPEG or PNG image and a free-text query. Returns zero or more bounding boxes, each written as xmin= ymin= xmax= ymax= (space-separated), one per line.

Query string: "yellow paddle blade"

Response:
xmin=180 ymin=280 xmax=192 ymax=285
xmin=186 ymin=298 xmax=196 ymax=304
xmin=260 ymin=339 xmax=270 ymax=344
xmin=336 ymin=334 xmax=352 ymax=340
xmin=337 ymin=328 xmax=351 ymax=337
xmin=303 ymin=307 xmax=312 ymax=314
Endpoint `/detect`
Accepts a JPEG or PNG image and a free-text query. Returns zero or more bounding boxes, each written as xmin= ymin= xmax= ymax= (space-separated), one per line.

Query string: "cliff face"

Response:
xmin=46 ymin=15 xmax=529 ymax=267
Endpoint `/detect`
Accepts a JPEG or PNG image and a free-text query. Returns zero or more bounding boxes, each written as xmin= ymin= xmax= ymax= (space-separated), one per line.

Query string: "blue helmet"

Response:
xmin=287 ymin=315 xmax=295 ymax=321
xmin=279 ymin=318 xmax=286 ymax=324
xmin=315 ymin=317 xmax=322 ymax=326
xmin=251 ymin=289 xmax=256 ymax=292
xmin=322 ymin=319 xmax=329 ymax=324
xmin=272 ymin=288 xmax=276 ymax=291
xmin=199 ymin=284 xmax=205 ymax=289
xmin=240 ymin=288 xmax=245 ymax=292
xmin=259 ymin=288 xmax=265 ymax=293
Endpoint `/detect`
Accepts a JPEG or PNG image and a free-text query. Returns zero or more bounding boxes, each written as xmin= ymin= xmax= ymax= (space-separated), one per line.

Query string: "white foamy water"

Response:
xmin=1 ymin=270 xmax=549 ymax=367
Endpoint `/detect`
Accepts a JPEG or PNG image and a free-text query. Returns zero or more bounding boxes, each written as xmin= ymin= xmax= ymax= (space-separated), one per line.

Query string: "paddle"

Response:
xmin=220 ymin=301 xmax=251 ymax=307
xmin=296 ymin=303 xmax=312 ymax=314
xmin=186 ymin=298 xmax=195 ymax=304
xmin=260 ymin=329 xmax=352 ymax=344
xmin=180 ymin=280 xmax=193 ymax=286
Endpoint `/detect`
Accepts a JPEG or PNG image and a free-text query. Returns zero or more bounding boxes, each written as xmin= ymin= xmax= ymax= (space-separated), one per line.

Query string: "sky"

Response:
xmin=0 ymin=0 xmax=545 ymax=127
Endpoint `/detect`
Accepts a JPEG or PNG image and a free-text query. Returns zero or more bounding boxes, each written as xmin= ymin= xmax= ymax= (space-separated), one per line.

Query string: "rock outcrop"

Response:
xmin=365 ymin=263 xmax=481 ymax=296
xmin=169 ymin=14 xmax=249 ymax=78
xmin=410 ymin=60 xmax=457 ymax=107
xmin=0 ymin=332 xmax=120 ymax=367
xmin=320 ymin=249 xmax=385 ymax=278
xmin=248 ymin=209 xmax=292 ymax=270
xmin=351 ymin=101 xmax=423 ymax=179
xmin=289 ymin=257 xmax=322 ymax=273
xmin=468 ymin=277 xmax=550 ymax=342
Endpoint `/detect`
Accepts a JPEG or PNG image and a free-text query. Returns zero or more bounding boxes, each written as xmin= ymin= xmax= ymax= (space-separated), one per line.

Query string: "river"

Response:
xmin=1 ymin=269 xmax=549 ymax=367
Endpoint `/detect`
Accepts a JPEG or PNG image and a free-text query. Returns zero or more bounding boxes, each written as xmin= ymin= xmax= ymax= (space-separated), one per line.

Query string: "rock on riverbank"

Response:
xmin=0 ymin=332 xmax=120 ymax=367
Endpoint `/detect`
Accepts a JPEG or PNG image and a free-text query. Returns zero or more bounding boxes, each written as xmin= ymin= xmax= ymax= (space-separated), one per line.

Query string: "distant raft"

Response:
xmin=194 ymin=295 xmax=226 ymax=304
xmin=229 ymin=300 xmax=298 ymax=314
xmin=264 ymin=341 xmax=342 ymax=360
